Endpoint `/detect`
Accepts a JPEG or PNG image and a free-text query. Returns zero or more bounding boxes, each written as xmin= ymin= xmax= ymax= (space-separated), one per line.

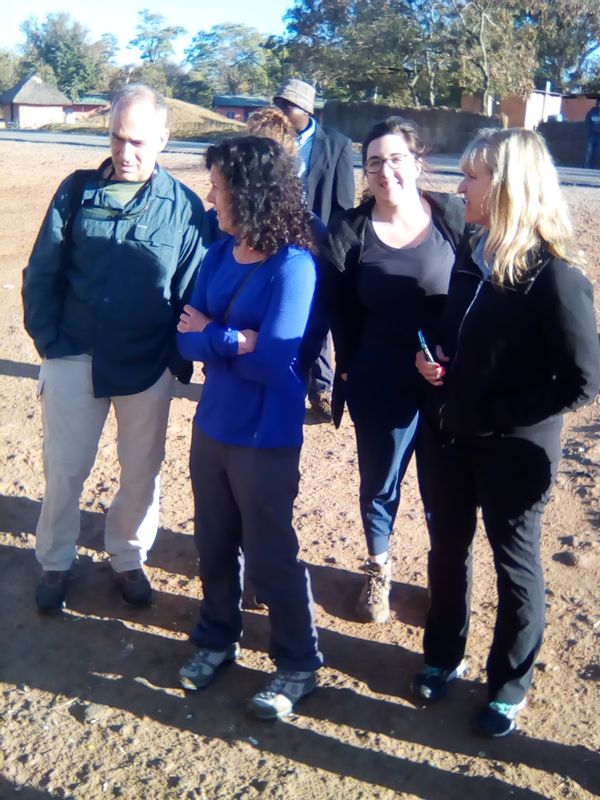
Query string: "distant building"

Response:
xmin=498 ymin=89 xmax=563 ymax=128
xmin=461 ymin=89 xmax=600 ymax=130
xmin=462 ymin=88 xmax=562 ymax=129
xmin=69 ymin=93 xmax=110 ymax=120
xmin=213 ymin=95 xmax=269 ymax=122
xmin=561 ymin=94 xmax=600 ymax=122
xmin=0 ymin=75 xmax=71 ymax=129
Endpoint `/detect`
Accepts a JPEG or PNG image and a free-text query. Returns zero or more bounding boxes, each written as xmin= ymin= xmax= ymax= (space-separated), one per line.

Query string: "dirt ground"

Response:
xmin=0 ymin=140 xmax=598 ymax=800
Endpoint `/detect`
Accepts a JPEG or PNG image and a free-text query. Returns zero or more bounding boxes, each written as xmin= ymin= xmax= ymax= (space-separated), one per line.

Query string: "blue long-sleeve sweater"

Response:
xmin=177 ymin=236 xmax=317 ymax=448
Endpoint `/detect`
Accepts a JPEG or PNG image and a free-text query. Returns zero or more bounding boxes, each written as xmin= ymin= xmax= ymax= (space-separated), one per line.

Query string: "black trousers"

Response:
xmin=418 ymin=417 xmax=562 ymax=704
xmin=188 ymin=426 xmax=322 ymax=672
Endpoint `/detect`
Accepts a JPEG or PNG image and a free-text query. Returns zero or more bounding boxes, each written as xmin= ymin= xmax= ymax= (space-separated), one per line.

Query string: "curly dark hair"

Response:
xmin=205 ymin=136 xmax=314 ymax=254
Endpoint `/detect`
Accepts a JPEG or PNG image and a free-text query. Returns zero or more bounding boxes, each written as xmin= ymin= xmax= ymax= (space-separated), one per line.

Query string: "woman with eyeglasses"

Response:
xmin=323 ymin=117 xmax=466 ymax=623
xmin=176 ymin=136 xmax=322 ymax=720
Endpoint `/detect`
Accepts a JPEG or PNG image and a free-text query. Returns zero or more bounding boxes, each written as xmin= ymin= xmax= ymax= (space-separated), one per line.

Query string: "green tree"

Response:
xmin=403 ymin=1 xmax=458 ymax=107
xmin=266 ymin=0 xmax=600 ymax=107
xmin=97 ymin=33 xmax=119 ymax=65
xmin=20 ymin=12 xmax=109 ymax=99
xmin=0 ymin=49 xmax=22 ymax=93
xmin=163 ymin=65 xmax=213 ymax=106
xmin=185 ymin=23 xmax=276 ymax=96
xmin=110 ymin=62 xmax=170 ymax=96
xmin=128 ymin=9 xmax=186 ymax=64
xmin=528 ymin=0 xmax=600 ymax=91
xmin=439 ymin=0 xmax=537 ymax=112
xmin=277 ymin=0 xmax=421 ymax=104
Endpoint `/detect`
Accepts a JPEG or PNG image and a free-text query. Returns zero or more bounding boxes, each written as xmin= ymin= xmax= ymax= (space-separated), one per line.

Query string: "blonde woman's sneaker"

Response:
xmin=476 ymin=698 xmax=527 ymax=737
xmin=411 ymin=661 xmax=467 ymax=703
xmin=249 ymin=670 xmax=317 ymax=720
xmin=179 ymin=643 xmax=240 ymax=690
xmin=356 ymin=560 xmax=392 ymax=623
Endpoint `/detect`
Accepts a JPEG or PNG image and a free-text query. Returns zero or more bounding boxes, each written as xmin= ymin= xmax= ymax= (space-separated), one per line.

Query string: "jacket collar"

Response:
xmin=97 ymin=158 xmax=176 ymax=201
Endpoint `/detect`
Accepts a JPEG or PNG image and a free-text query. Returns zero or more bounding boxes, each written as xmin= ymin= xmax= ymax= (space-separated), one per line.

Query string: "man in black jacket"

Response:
xmin=274 ymin=79 xmax=355 ymax=420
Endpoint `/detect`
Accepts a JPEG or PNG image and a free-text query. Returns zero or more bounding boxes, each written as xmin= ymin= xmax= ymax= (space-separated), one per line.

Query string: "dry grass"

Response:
xmin=44 ymin=97 xmax=246 ymax=140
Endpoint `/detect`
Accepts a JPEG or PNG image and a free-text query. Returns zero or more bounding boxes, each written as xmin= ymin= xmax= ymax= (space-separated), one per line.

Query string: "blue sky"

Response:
xmin=1 ymin=0 xmax=292 ymax=63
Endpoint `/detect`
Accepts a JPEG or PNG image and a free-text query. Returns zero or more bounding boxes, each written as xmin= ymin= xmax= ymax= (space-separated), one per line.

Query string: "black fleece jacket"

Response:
xmin=432 ymin=246 xmax=600 ymax=438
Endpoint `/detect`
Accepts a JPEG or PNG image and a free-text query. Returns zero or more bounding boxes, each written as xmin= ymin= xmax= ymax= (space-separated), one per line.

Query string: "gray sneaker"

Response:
xmin=356 ymin=560 xmax=392 ymax=623
xmin=179 ymin=643 xmax=240 ymax=690
xmin=249 ymin=670 xmax=317 ymax=720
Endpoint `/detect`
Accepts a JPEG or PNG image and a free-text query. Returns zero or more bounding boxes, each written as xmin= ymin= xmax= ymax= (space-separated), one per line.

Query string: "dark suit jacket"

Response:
xmin=305 ymin=123 xmax=355 ymax=225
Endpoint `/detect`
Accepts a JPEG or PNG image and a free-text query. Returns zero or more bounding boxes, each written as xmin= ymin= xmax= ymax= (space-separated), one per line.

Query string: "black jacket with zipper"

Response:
xmin=429 ymin=245 xmax=600 ymax=439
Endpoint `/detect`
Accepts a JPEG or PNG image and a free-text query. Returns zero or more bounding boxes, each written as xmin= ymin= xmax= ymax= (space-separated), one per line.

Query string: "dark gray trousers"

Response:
xmin=188 ymin=426 xmax=322 ymax=672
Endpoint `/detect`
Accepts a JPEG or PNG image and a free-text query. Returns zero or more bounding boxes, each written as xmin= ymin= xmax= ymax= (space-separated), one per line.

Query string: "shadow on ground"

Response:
xmin=1 ymin=519 xmax=598 ymax=799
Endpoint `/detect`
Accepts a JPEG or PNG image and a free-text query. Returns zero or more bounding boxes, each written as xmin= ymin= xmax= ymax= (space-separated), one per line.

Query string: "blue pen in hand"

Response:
xmin=418 ymin=329 xmax=445 ymax=377
xmin=418 ymin=329 xmax=435 ymax=363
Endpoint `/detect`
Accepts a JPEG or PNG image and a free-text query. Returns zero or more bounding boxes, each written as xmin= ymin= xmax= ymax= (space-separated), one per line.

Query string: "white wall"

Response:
xmin=16 ymin=105 xmax=65 ymax=128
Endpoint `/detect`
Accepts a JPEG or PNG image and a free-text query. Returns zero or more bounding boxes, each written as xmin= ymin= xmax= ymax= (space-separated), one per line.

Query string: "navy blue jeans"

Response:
xmin=347 ymin=365 xmax=419 ymax=556
xmin=188 ymin=426 xmax=322 ymax=672
xmin=353 ymin=412 xmax=419 ymax=556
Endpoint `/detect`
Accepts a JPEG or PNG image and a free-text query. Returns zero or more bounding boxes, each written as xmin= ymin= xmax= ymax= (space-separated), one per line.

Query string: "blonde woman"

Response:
xmin=412 ymin=128 xmax=600 ymax=736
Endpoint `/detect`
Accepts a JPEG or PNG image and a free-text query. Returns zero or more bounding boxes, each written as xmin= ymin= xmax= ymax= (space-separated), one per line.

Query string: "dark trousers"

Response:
xmin=583 ymin=134 xmax=600 ymax=169
xmin=307 ymin=333 xmax=334 ymax=400
xmin=188 ymin=425 xmax=322 ymax=672
xmin=350 ymin=401 xmax=419 ymax=556
xmin=418 ymin=418 xmax=562 ymax=703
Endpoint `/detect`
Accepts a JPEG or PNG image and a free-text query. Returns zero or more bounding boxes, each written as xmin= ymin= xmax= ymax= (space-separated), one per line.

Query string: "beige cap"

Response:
xmin=274 ymin=79 xmax=316 ymax=116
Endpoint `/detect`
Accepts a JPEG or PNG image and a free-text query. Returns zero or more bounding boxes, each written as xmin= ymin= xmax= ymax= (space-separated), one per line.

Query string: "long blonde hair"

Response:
xmin=460 ymin=128 xmax=579 ymax=286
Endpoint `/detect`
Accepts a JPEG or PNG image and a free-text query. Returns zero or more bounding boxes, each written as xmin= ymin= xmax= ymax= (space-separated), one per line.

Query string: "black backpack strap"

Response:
xmin=63 ymin=169 xmax=96 ymax=243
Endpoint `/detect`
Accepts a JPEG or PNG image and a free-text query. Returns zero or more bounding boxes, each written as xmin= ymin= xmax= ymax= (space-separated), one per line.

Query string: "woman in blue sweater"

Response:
xmin=176 ymin=136 xmax=322 ymax=719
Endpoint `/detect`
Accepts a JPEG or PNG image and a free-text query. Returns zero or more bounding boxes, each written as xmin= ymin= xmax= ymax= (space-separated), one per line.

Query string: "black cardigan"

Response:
xmin=322 ymin=192 xmax=468 ymax=426
xmin=433 ymin=247 xmax=600 ymax=438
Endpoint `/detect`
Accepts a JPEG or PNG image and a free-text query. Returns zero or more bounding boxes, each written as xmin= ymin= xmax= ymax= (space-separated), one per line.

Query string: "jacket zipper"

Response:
xmin=452 ymin=278 xmax=484 ymax=371
xmin=439 ymin=278 xmax=483 ymax=440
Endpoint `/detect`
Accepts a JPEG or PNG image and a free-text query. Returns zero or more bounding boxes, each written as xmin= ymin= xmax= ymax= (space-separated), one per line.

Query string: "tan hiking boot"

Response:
xmin=309 ymin=391 xmax=333 ymax=423
xmin=356 ymin=560 xmax=392 ymax=623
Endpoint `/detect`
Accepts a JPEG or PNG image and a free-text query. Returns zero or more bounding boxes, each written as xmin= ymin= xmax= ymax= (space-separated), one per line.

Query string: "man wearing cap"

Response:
xmin=274 ymin=78 xmax=354 ymax=421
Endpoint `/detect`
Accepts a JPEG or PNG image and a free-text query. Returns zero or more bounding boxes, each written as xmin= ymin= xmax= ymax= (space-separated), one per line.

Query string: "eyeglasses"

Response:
xmin=364 ymin=155 xmax=410 ymax=173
